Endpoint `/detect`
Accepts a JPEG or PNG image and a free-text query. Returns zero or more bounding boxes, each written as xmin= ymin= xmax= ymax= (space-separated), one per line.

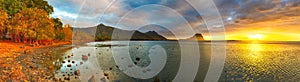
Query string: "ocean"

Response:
xmin=54 ymin=41 xmax=300 ymax=82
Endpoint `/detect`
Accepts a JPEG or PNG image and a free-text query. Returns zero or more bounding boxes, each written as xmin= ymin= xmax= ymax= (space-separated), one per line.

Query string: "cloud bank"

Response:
xmin=48 ymin=0 xmax=300 ymax=40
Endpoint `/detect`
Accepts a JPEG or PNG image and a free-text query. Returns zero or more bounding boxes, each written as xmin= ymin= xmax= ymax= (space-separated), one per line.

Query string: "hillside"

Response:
xmin=72 ymin=24 xmax=206 ymax=41
xmin=72 ymin=24 xmax=168 ymax=41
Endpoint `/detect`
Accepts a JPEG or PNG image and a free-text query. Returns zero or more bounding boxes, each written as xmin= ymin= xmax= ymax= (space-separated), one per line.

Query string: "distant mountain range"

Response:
xmin=72 ymin=24 xmax=205 ymax=41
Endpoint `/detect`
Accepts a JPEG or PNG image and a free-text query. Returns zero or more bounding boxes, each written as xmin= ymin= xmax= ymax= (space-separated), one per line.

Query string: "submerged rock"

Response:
xmin=88 ymin=76 xmax=95 ymax=82
xmin=75 ymin=70 xmax=80 ymax=76
xmin=104 ymin=72 xmax=109 ymax=76
xmin=82 ymin=55 xmax=88 ymax=61
xmin=67 ymin=64 xmax=72 ymax=67
xmin=136 ymin=57 xmax=140 ymax=61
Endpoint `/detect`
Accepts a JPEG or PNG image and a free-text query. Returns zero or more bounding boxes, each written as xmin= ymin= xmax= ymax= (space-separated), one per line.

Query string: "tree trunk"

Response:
xmin=23 ymin=38 xmax=27 ymax=43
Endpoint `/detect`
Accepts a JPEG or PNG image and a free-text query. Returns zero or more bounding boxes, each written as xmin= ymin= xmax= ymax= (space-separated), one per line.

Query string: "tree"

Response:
xmin=63 ymin=24 xmax=72 ymax=41
xmin=0 ymin=0 xmax=53 ymax=17
xmin=0 ymin=9 xmax=8 ymax=38
xmin=22 ymin=0 xmax=54 ymax=14
xmin=0 ymin=0 xmax=55 ymax=42
xmin=52 ymin=18 xmax=65 ymax=40
xmin=0 ymin=0 xmax=24 ymax=17
xmin=11 ymin=8 xmax=55 ymax=43
xmin=0 ymin=0 xmax=68 ymax=44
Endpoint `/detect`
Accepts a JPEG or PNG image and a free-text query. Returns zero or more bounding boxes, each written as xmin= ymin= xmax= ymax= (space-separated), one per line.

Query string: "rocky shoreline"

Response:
xmin=0 ymin=41 xmax=72 ymax=81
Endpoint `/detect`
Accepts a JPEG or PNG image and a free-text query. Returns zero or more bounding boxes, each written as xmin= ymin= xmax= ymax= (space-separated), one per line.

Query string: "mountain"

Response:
xmin=186 ymin=33 xmax=205 ymax=41
xmin=74 ymin=24 xmax=167 ymax=41
xmin=72 ymin=24 xmax=205 ymax=41
xmin=143 ymin=31 xmax=167 ymax=40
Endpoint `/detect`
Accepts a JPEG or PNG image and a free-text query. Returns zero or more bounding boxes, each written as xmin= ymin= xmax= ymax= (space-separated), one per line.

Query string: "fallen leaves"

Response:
xmin=0 ymin=41 xmax=71 ymax=81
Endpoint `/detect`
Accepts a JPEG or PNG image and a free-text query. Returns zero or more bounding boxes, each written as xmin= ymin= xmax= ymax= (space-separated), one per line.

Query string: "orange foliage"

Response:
xmin=11 ymin=8 xmax=55 ymax=43
xmin=63 ymin=24 xmax=72 ymax=41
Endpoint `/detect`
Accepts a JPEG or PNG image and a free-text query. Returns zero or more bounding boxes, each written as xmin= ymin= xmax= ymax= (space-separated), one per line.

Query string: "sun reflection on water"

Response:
xmin=248 ymin=44 xmax=262 ymax=59
xmin=222 ymin=43 xmax=300 ymax=81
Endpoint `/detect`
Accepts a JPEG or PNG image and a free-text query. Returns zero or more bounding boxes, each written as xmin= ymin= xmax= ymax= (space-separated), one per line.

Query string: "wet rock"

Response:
xmin=75 ymin=70 xmax=80 ymax=76
xmin=136 ymin=57 xmax=140 ymax=61
xmin=154 ymin=77 xmax=160 ymax=82
xmin=67 ymin=64 xmax=72 ymax=67
xmin=72 ymin=61 xmax=75 ymax=64
xmin=128 ymin=64 xmax=133 ymax=67
xmin=146 ymin=68 xmax=151 ymax=71
xmin=104 ymin=72 xmax=109 ymax=76
xmin=64 ymin=77 xmax=70 ymax=81
xmin=100 ymin=77 xmax=106 ymax=82
xmin=48 ymin=66 xmax=54 ymax=70
xmin=88 ymin=76 xmax=95 ymax=82
xmin=82 ymin=55 xmax=88 ymax=61
xmin=24 ymin=50 xmax=30 ymax=54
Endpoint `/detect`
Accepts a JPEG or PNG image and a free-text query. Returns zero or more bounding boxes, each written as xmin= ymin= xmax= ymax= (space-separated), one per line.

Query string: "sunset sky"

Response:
xmin=48 ymin=0 xmax=300 ymax=41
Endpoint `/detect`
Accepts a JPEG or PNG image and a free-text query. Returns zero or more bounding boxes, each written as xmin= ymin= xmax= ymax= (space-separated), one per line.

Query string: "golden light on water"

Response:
xmin=244 ymin=44 xmax=264 ymax=64
xmin=248 ymin=34 xmax=264 ymax=40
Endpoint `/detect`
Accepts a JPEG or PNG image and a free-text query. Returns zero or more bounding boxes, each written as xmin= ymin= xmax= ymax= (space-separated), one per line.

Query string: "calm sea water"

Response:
xmin=220 ymin=42 xmax=300 ymax=81
xmin=55 ymin=41 xmax=300 ymax=82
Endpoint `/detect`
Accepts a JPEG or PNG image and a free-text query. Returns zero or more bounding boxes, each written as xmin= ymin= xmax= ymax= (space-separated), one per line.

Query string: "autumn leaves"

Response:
xmin=0 ymin=0 xmax=72 ymax=44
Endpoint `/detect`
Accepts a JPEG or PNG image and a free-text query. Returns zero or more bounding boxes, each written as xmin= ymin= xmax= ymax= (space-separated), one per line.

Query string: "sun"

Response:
xmin=248 ymin=34 xmax=264 ymax=40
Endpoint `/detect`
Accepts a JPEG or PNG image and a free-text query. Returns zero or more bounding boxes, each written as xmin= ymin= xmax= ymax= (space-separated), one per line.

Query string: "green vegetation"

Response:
xmin=0 ymin=0 xmax=72 ymax=45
